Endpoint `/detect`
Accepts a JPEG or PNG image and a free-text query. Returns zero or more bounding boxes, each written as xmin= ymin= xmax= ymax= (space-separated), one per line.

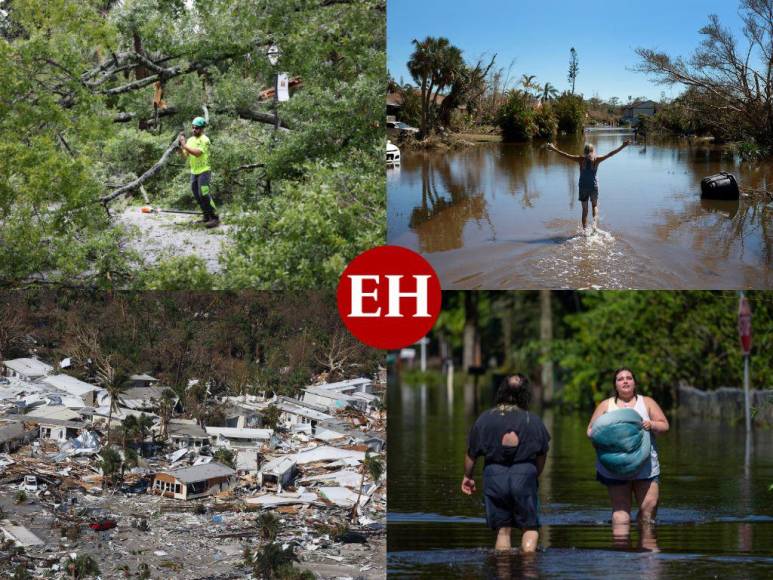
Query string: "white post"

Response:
xmin=420 ymin=338 xmax=427 ymax=372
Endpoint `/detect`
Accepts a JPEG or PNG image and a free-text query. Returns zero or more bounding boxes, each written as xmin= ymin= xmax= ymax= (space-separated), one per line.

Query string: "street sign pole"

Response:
xmin=738 ymin=292 xmax=752 ymax=433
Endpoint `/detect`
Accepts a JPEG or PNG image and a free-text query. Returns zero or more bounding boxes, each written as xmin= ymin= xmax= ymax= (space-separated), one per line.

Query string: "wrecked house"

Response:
xmin=276 ymin=397 xmax=334 ymax=432
xmin=302 ymin=378 xmax=378 ymax=412
xmin=166 ymin=419 xmax=209 ymax=449
xmin=40 ymin=374 xmax=101 ymax=408
xmin=129 ymin=374 xmax=159 ymax=389
xmin=0 ymin=422 xmax=34 ymax=452
xmin=2 ymin=358 xmax=53 ymax=382
xmin=24 ymin=407 xmax=86 ymax=441
xmin=205 ymin=426 xmax=277 ymax=449
xmin=115 ymin=386 xmax=172 ymax=412
xmin=258 ymin=456 xmax=296 ymax=492
xmin=150 ymin=462 xmax=237 ymax=500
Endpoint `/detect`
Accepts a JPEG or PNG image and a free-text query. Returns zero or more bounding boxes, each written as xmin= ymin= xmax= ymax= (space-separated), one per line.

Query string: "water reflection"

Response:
xmin=388 ymin=136 xmax=773 ymax=288
xmin=387 ymin=376 xmax=773 ymax=577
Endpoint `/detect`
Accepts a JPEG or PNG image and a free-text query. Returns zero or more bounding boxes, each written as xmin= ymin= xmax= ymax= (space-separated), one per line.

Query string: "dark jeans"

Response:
xmin=191 ymin=171 xmax=217 ymax=219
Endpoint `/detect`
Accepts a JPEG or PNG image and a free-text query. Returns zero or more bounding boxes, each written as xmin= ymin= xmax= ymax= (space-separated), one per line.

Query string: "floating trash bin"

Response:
xmin=700 ymin=172 xmax=739 ymax=200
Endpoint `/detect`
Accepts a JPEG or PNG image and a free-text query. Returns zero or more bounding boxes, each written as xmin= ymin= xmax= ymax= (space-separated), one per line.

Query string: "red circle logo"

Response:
xmin=337 ymin=246 xmax=442 ymax=349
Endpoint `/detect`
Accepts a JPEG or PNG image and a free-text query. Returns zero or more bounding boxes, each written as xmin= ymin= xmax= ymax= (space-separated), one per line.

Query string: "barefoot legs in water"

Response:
xmin=581 ymin=200 xmax=600 ymax=231
xmin=495 ymin=527 xmax=539 ymax=553
xmin=633 ymin=479 xmax=659 ymax=524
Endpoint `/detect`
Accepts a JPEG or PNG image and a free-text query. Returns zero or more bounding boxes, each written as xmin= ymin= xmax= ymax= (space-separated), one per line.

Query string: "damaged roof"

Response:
xmin=161 ymin=462 xmax=236 ymax=483
xmin=2 ymin=358 xmax=53 ymax=378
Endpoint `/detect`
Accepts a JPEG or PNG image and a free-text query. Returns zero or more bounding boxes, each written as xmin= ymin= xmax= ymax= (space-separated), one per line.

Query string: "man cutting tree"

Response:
xmin=179 ymin=117 xmax=219 ymax=228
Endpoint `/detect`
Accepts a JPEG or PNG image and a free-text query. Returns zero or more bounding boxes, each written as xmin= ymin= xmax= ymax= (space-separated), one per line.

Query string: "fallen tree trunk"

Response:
xmin=100 ymin=136 xmax=180 ymax=204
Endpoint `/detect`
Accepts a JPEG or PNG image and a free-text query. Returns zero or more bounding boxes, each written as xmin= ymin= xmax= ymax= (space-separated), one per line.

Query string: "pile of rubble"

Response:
xmin=0 ymin=362 xmax=386 ymax=579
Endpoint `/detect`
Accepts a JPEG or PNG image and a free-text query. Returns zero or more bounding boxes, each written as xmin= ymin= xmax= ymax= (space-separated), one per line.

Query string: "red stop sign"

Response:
xmin=738 ymin=294 xmax=752 ymax=355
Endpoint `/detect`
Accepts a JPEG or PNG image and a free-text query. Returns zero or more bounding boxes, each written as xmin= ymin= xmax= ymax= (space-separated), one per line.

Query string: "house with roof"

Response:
xmin=205 ymin=426 xmax=277 ymax=450
xmin=2 ymin=358 xmax=53 ymax=382
xmin=24 ymin=406 xmax=86 ymax=441
xmin=150 ymin=462 xmax=237 ymax=500
xmin=165 ymin=419 xmax=209 ymax=449
xmin=275 ymin=396 xmax=334 ymax=432
xmin=0 ymin=421 xmax=34 ymax=452
xmin=301 ymin=378 xmax=378 ymax=412
xmin=622 ymin=100 xmax=657 ymax=123
xmin=40 ymin=374 xmax=101 ymax=407
xmin=258 ymin=456 xmax=297 ymax=492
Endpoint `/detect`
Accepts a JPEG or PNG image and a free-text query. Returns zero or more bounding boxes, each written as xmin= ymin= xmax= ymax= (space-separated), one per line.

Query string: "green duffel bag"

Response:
xmin=590 ymin=408 xmax=651 ymax=477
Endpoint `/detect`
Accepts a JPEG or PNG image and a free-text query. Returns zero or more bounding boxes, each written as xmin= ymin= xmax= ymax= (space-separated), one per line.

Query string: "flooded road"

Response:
xmin=387 ymin=376 xmax=773 ymax=578
xmin=387 ymin=134 xmax=772 ymax=289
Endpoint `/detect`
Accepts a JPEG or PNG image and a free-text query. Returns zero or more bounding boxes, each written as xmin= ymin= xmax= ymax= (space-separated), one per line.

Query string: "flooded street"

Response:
xmin=387 ymin=134 xmax=772 ymax=289
xmin=387 ymin=376 xmax=773 ymax=578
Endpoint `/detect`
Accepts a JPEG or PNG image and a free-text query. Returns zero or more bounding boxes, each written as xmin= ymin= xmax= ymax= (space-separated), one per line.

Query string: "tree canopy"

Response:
xmin=0 ymin=0 xmax=385 ymax=289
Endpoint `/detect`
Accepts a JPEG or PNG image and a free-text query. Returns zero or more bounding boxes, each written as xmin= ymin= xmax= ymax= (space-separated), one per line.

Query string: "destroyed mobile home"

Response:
xmin=0 ymin=358 xmax=386 ymax=578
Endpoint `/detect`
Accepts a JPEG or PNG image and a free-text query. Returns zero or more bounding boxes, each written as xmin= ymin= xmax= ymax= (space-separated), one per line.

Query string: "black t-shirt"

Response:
xmin=467 ymin=405 xmax=551 ymax=466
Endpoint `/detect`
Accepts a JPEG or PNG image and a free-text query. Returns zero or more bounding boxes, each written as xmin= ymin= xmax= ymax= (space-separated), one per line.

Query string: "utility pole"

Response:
xmin=738 ymin=292 xmax=752 ymax=433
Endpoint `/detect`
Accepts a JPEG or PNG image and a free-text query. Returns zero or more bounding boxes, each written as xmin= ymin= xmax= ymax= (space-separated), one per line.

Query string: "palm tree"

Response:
xmin=408 ymin=36 xmax=464 ymax=136
xmin=540 ymin=82 xmax=559 ymax=103
xmin=96 ymin=367 xmax=131 ymax=447
xmin=350 ymin=452 xmax=384 ymax=522
xmin=155 ymin=388 xmax=177 ymax=440
xmin=520 ymin=74 xmax=538 ymax=96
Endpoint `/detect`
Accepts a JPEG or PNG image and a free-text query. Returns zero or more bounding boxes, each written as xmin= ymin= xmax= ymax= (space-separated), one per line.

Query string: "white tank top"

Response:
xmin=596 ymin=395 xmax=660 ymax=480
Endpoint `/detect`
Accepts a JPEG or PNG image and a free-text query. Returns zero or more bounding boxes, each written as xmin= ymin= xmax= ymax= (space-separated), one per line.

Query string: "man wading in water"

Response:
xmin=179 ymin=117 xmax=219 ymax=228
xmin=547 ymin=140 xmax=630 ymax=232
xmin=462 ymin=374 xmax=550 ymax=552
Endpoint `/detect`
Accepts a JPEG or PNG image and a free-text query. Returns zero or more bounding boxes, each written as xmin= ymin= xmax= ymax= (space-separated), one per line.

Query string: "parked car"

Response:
xmin=386 ymin=140 xmax=401 ymax=165
xmin=387 ymin=120 xmax=419 ymax=137
xmin=89 ymin=518 xmax=117 ymax=531
xmin=20 ymin=475 xmax=46 ymax=493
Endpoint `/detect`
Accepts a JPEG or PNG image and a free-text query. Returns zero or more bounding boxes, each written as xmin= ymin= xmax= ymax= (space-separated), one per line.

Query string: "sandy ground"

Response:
xmin=116 ymin=206 xmax=232 ymax=273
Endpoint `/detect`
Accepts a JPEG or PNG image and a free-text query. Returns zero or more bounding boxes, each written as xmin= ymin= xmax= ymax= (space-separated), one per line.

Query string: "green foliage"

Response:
xmin=364 ymin=451 xmax=384 ymax=483
xmin=497 ymin=91 xmax=536 ymax=142
xmin=534 ymin=103 xmax=558 ymax=139
xmin=256 ymin=511 xmax=279 ymax=541
xmin=252 ymin=542 xmax=298 ymax=580
xmin=261 ymin=405 xmax=282 ymax=430
xmin=134 ymin=256 xmax=217 ymax=290
xmin=553 ymin=92 xmax=585 ymax=133
xmin=556 ymin=292 xmax=773 ymax=408
xmin=213 ymin=448 xmax=236 ymax=469
xmin=99 ymin=446 xmax=123 ymax=485
xmin=222 ymin=159 xmax=385 ymax=289
xmin=0 ymin=0 xmax=385 ymax=289
xmin=14 ymin=490 xmax=27 ymax=504
xmin=12 ymin=564 xmax=32 ymax=580
xmin=68 ymin=554 xmax=101 ymax=579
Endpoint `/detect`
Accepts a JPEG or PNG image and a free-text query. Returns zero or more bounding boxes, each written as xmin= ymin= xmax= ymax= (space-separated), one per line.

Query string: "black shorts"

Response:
xmin=579 ymin=188 xmax=599 ymax=203
xmin=482 ymin=463 xmax=540 ymax=530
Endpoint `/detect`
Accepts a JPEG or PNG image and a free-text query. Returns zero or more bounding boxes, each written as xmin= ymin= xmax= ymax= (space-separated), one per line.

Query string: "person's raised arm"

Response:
xmin=643 ymin=397 xmax=669 ymax=434
xmin=596 ymin=139 xmax=631 ymax=163
xmin=547 ymin=142 xmax=583 ymax=161
xmin=587 ymin=399 xmax=608 ymax=437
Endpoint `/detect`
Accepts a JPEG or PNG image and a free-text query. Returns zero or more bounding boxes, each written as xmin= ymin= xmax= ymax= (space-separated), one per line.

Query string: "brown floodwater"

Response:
xmin=387 ymin=133 xmax=772 ymax=289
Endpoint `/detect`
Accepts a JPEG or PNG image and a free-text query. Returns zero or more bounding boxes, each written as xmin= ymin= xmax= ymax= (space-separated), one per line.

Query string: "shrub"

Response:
xmin=554 ymin=92 xmax=586 ymax=133
xmin=497 ymin=90 xmax=536 ymax=142
xmin=534 ymin=103 xmax=558 ymax=139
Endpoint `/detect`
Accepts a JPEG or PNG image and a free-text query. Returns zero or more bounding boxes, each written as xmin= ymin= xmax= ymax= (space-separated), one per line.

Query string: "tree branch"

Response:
xmin=99 ymin=136 xmax=180 ymax=204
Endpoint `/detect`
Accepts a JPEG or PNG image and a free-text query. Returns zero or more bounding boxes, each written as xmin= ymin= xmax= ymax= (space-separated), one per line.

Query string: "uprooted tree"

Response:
xmin=635 ymin=0 xmax=773 ymax=149
xmin=0 ymin=0 xmax=385 ymax=289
